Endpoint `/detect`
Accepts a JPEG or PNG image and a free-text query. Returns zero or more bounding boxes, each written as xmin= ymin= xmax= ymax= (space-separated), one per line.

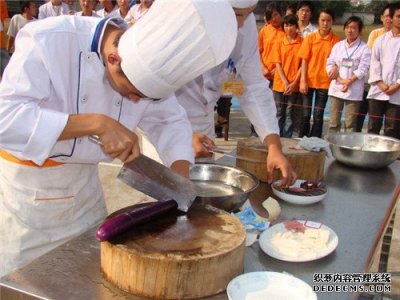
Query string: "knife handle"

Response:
xmin=96 ymin=200 xmax=178 ymax=241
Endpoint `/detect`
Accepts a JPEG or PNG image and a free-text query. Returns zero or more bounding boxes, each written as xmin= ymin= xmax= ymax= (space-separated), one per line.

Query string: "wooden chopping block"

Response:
xmin=100 ymin=204 xmax=246 ymax=299
xmin=236 ymin=137 xmax=325 ymax=182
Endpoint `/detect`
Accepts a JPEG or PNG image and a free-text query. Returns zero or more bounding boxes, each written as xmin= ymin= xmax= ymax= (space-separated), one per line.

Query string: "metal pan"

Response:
xmin=190 ymin=163 xmax=259 ymax=212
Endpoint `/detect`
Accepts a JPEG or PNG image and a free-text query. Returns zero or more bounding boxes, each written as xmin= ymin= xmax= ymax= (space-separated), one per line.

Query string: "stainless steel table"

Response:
xmin=1 ymin=159 xmax=399 ymax=300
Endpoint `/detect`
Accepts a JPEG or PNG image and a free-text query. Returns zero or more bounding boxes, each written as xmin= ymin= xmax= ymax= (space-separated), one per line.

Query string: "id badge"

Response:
xmin=222 ymin=79 xmax=245 ymax=96
xmin=341 ymin=58 xmax=353 ymax=68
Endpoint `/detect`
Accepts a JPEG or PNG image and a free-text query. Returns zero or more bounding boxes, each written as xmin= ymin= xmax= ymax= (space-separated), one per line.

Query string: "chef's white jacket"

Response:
xmin=367 ymin=31 xmax=400 ymax=105
xmin=175 ymin=13 xmax=279 ymax=141
xmin=0 ymin=16 xmax=193 ymax=167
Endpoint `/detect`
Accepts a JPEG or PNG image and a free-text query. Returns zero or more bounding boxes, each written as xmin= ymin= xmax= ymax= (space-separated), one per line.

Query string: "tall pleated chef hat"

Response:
xmin=118 ymin=0 xmax=237 ymax=99
xmin=228 ymin=0 xmax=258 ymax=8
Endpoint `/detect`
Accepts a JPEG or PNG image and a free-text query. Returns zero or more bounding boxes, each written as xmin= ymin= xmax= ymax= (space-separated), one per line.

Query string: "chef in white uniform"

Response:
xmin=142 ymin=0 xmax=297 ymax=185
xmin=0 ymin=0 xmax=237 ymax=277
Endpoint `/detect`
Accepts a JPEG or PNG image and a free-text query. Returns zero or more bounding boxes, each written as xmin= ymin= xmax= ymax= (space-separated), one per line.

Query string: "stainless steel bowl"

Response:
xmin=327 ymin=133 xmax=400 ymax=168
xmin=189 ymin=163 xmax=259 ymax=212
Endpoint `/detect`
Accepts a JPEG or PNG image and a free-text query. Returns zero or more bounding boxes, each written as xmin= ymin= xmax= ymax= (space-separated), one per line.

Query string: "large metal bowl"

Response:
xmin=327 ymin=133 xmax=400 ymax=168
xmin=190 ymin=163 xmax=259 ymax=212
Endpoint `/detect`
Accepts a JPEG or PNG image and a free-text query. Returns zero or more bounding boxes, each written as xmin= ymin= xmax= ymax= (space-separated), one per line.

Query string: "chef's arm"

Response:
xmin=192 ymin=132 xmax=215 ymax=158
xmin=59 ymin=114 xmax=140 ymax=163
xmin=263 ymin=134 xmax=297 ymax=186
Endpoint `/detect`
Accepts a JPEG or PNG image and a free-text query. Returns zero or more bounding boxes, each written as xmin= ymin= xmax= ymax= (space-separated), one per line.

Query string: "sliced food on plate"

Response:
xmin=259 ymin=220 xmax=339 ymax=262
xmin=271 ymin=179 xmax=328 ymax=205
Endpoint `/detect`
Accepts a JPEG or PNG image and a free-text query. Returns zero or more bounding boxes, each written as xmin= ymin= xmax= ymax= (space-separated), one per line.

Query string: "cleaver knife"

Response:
xmin=117 ymin=154 xmax=197 ymax=212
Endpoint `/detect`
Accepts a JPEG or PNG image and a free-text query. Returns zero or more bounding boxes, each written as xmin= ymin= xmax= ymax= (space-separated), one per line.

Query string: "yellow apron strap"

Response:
xmin=0 ymin=149 xmax=64 ymax=168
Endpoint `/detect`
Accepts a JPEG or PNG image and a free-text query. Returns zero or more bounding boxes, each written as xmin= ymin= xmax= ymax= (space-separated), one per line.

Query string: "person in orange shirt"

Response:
xmin=298 ymin=9 xmax=340 ymax=138
xmin=255 ymin=2 xmax=284 ymax=136
xmin=259 ymin=2 xmax=284 ymax=85
xmin=0 ymin=0 xmax=9 ymax=80
xmin=271 ymin=14 xmax=303 ymax=137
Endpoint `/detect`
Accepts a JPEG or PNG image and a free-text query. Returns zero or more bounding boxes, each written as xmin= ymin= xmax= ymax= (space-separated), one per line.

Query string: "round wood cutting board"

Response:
xmin=100 ymin=204 xmax=246 ymax=299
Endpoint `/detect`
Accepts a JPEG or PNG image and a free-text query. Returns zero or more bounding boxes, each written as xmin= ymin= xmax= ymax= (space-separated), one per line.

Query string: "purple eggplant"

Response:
xmin=96 ymin=200 xmax=178 ymax=241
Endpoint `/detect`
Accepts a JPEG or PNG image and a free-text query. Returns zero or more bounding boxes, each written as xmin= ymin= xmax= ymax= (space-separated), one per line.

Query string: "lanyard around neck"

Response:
xmin=345 ymin=39 xmax=361 ymax=59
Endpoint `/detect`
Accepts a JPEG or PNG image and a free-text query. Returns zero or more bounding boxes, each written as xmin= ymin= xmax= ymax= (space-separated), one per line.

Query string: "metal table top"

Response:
xmin=1 ymin=159 xmax=399 ymax=300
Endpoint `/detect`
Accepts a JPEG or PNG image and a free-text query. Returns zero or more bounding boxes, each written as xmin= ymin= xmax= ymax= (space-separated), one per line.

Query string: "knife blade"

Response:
xmin=117 ymin=154 xmax=197 ymax=212
xmin=89 ymin=135 xmax=197 ymax=212
xmin=210 ymin=147 xmax=265 ymax=163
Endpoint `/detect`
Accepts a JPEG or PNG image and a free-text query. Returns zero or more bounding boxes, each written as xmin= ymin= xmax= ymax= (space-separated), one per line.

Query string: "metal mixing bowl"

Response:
xmin=327 ymin=133 xmax=400 ymax=168
xmin=189 ymin=163 xmax=259 ymax=212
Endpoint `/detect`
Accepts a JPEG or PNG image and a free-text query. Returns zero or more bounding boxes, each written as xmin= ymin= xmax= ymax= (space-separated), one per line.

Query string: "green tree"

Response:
xmin=365 ymin=0 xmax=390 ymax=23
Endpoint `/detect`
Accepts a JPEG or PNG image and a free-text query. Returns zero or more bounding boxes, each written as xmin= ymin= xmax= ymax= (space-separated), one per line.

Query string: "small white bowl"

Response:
xmin=227 ymin=271 xmax=317 ymax=300
xmin=271 ymin=179 xmax=327 ymax=205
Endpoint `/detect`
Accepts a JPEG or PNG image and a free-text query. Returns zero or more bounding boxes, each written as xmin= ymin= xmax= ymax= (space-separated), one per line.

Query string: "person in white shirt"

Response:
xmin=357 ymin=3 xmax=393 ymax=132
xmin=326 ymin=16 xmax=371 ymax=133
xmin=143 ymin=0 xmax=296 ymax=186
xmin=115 ymin=0 xmax=132 ymax=21
xmin=296 ymin=1 xmax=317 ymax=38
xmin=128 ymin=0 xmax=154 ymax=25
xmin=7 ymin=1 xmax=37 ymax=54
xmin=75 ymin=0 xmax=100 ymax=17
xmin=96 ymin=0 xmax=119 ymax=18
xmin=0 ymin=0 xmax=237 ymax=278
xmin=367 ymin=2 xmax=400 ymax=139
xmin=38 ymin=0 xmax=70 ymax=19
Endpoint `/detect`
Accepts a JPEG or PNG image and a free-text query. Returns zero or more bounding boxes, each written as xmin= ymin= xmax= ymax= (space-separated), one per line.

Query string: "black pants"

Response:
xmin=368 ymin=99 xmax=400 ymax=139
xmin=356 ymin=90 xmax=369 ymax=132
xmin=300 ymin=88 xmax=329 ymax=138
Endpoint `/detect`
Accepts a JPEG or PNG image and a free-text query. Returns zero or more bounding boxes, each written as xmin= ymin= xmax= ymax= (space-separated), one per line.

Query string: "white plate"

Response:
xmin=259 ymin=220 xmax=339 ymax=262
xmin=272 ymin=179 xmax=327 ymax=205
xmin=227 ymin=271 xmax=317 ymax=300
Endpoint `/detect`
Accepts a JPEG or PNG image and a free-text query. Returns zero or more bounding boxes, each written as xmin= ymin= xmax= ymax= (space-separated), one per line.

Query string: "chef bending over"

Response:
xmin=0 ymin=0 xmax=237 ymax=277
xmin=143 ymin=0 xmax=297 ymax=186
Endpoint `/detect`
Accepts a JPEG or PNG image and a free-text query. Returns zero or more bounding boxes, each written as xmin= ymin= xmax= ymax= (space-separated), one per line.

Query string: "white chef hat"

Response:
xmin=228 ymin=0 xmax=258 ymax=8
xmin=119 ymin=0 xmax=237 ymax=99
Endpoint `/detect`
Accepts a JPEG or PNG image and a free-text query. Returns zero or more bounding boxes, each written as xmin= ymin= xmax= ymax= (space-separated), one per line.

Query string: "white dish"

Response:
xmin=259 ymin=220 xmax=339 ymax=262
xmin=271 ymin=179 xmax=327 ymax=205
xmin=227 ymin=271 xmax=317 ymax=300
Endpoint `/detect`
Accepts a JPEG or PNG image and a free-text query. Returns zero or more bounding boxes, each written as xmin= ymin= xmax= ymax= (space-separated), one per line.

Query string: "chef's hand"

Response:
xmin=192 ymin=132 xmax=215 ymax=158
xmin=263 ymin=135 xmax=297 ymax=186
xmin=266 ymin=145 xmax=297 ymax=187
xmin=97 ymin=117 xmax=140 ymax=163
xmin=59 ymin=114 xmax=140 ymax=163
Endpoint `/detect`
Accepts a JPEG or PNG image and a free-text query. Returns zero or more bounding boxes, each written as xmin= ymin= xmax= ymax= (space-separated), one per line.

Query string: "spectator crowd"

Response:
xmin=259 ymin=1 xmax=400 ymax=140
